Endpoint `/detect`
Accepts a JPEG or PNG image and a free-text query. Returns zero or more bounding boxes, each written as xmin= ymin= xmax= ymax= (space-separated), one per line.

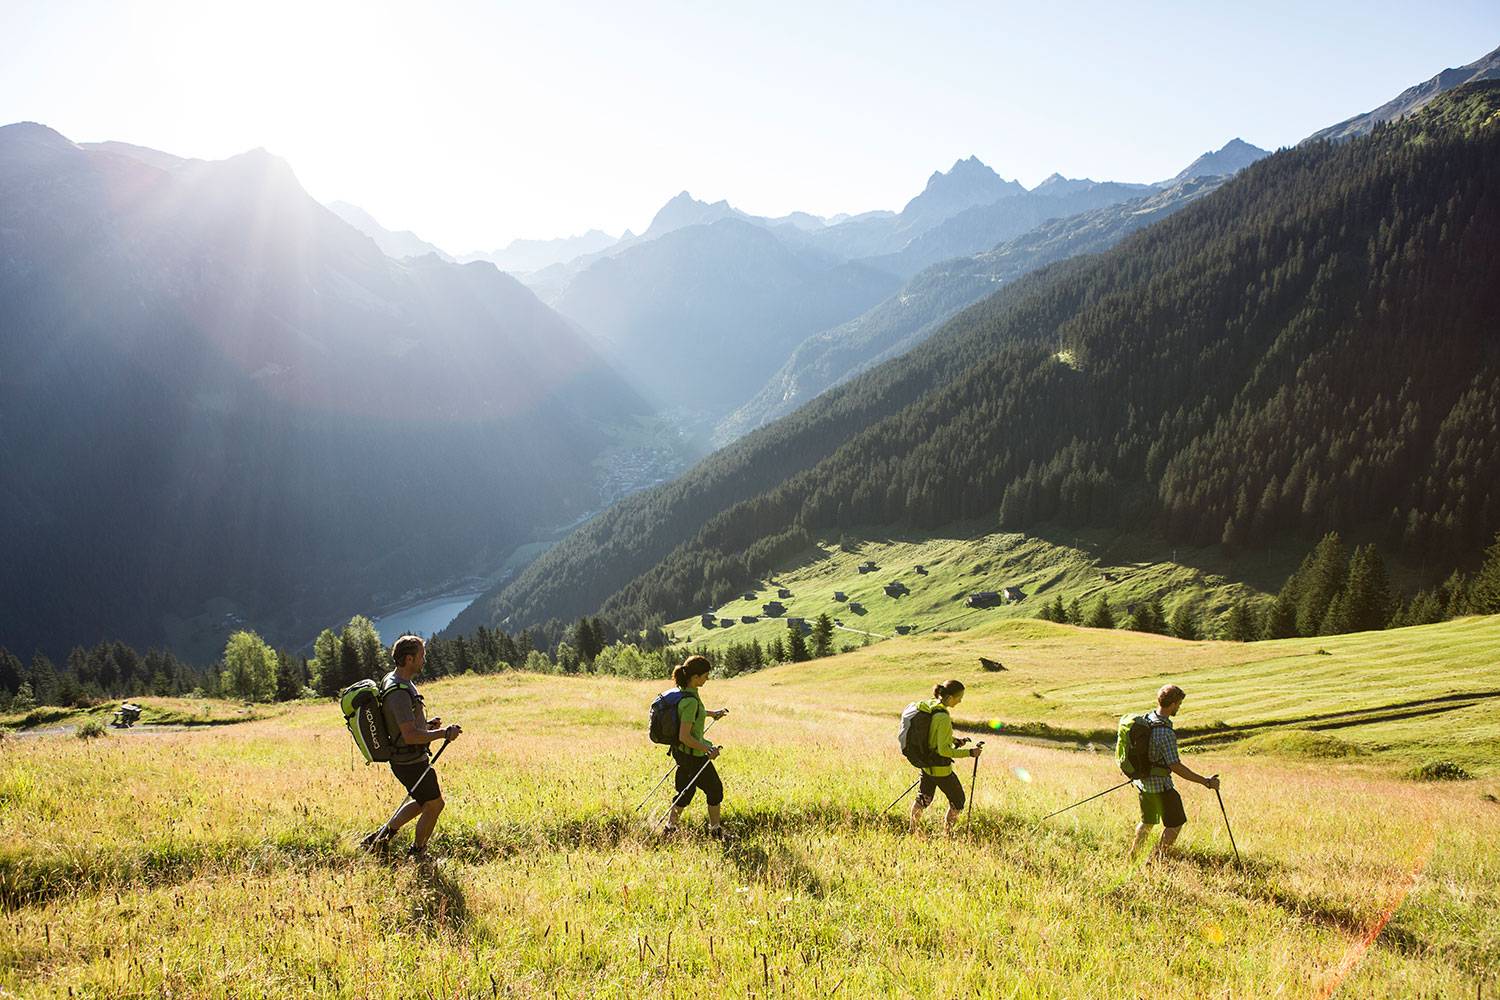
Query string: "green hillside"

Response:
xmin=740 ymin=613 xmax=1500 ymax=777
xmin=664 ymin=525 xmax=1296 ymax=650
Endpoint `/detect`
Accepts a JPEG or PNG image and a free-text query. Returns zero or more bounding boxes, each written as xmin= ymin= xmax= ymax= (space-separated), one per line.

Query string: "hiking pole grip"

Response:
xmin=1215 ymin=786 xmax=1242 ymax=867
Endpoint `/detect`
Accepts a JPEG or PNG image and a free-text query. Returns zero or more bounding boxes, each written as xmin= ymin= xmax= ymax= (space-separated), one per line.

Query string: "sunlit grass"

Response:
xmin=1 ymin=625 xmax=1497 ymax=997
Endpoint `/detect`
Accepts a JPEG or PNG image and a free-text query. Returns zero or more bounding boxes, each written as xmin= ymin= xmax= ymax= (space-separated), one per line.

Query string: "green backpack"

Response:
xmin=1115 ymin=713 xmax=1169 ymax=783
xmin=340 ymin=678 xmax=399 ymax=764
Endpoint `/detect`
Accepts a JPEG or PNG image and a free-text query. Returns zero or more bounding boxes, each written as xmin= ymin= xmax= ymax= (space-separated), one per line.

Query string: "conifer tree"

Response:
xmin=1170 ymin=603 xmax=1201 ymax=641
xmin=313 ymin=629 xmax=342 ymax=696
xmin=0 ymin=648 xmax=21 ymax=695
xmin=274 ymin=650 xmax=304 ymax=701
xmin=787 ymin=621 xmax=811 ymax=662
xmin=1262 ymin=592 xmax=1299 ymax=640
xmin=1084 ymin=595 xmax=1115 ymax=629
xmin=1066 ymin=597 xmax=1083 ymax=626
xmin=1226 ymin=600 xmax=1259 ymax=642
xmin=1296 ymin=533 xmax=1348 ymax=637
xmin=1318 ymin=591 xmax=1350 ymax=636
xmin=338 ymin=637 xmax=364 ymax=690
xmin=812 ymin=614 xmax=834 ymax=658
xmin=1341 ymin=544 xmax=1393 ymax=632
xmin=767 ymin=636 xmax=786 ymax=663
xmin=1470 ymin=531 xmax=1500 ymax=614
xmin=1126 ymin=598 xmax=1166 ymax=634
xmin=1440 ymin=570 xmax=1471 ymax=618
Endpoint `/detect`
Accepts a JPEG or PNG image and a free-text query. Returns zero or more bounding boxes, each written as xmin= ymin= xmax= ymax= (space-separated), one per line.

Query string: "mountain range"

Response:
xmin=0 ymin=123 xmax=650 ymax=659
xmin=715 ymin=174 xmax=1231 ymax=444
xmin=455 ymin=81 xmax=1500 ymax=637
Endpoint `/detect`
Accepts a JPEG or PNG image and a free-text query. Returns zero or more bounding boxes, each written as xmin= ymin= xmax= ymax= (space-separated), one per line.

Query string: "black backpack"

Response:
xmin=898 ymin=701 xmax=948 ymax=768
xmin=649 ymin=689 xmax=699 ymax=746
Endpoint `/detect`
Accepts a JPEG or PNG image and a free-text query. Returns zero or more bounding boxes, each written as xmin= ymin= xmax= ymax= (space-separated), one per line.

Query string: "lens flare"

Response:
xmin=1201 ymin=922 xmax=1225 ymax=945
xmin=1012 ymin=767 xmax=1032 ymax=783
xmin=989 ymin=719 xmax=1004 ymax=730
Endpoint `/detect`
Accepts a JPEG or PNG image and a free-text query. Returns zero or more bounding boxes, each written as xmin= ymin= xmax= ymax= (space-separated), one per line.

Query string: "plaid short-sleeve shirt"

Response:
xmin=1133 ymin=710 xmax=1180 ymax=793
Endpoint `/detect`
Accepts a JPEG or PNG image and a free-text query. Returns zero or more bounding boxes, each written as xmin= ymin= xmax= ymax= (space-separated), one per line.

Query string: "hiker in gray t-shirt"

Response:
xmin=360 ymin=634 xmax=461 ymax=858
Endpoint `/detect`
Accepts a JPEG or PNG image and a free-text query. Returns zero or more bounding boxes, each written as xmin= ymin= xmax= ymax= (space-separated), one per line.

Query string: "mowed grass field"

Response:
xmin=2 ymin=618 xmax=1498 ymax=998
xmin=665 ymin=525 xmax=1295 ymax=651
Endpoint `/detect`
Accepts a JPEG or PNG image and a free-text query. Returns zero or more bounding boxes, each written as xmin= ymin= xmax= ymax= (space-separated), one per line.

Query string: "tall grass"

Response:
xmin=0 ymin=628 xmax=1496 ymax=997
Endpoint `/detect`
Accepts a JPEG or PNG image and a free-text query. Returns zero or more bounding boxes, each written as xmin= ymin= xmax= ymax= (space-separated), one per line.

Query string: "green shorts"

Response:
xmin=1138 ymin=788 xmax=1187 ymax=828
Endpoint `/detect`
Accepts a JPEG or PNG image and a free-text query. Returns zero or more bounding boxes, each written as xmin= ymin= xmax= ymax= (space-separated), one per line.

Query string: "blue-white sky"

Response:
xmin=3 ymin=1 xmax=1496 ymax=252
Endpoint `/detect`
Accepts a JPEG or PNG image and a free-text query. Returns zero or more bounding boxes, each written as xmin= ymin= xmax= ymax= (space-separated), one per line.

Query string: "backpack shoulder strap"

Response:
xmin=380 ymin=674 xmax=417 ymax=699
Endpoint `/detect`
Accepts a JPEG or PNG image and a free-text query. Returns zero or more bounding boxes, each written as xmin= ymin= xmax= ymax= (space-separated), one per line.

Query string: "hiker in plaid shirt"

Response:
xmin=1128 ymin=684 xmax=1220 ymax=860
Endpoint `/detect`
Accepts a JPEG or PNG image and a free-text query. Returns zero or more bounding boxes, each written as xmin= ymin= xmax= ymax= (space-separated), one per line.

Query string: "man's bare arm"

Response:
xmin=1169 ymin=761 xmax=1218 ymax=788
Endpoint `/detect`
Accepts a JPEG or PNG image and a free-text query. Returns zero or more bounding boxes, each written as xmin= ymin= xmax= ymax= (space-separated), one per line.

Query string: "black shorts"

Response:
xmin=917 ymin=772 xmax=966 ymax=811
xmin=671 ymin=749 xmax=724 ymax=808
xmin=391 ymin=758 xmax=441 ymax=804
xmin=1138 ymin=788 xmax=1187 ymax=828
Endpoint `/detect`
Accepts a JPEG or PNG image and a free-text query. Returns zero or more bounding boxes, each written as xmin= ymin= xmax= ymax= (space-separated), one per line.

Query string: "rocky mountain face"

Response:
xmin=1169 ymin=137 xmax=1272 ymax=181
xmin=1305 ymin=43 xmax=1500 ymax=143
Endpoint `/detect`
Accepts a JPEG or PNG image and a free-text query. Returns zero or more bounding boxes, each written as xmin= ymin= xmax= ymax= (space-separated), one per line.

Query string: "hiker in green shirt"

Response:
xmin=910 ymin=679 xmax=982 ymax=835
xmin=666 ymin=655 xmax=730 ymax=836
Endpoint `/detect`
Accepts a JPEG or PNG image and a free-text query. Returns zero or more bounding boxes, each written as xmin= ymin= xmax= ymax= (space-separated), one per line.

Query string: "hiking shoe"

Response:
xmin=661 ymin=823 xmax=680 ymax=836
xmin=707 ymin=826 xmax=728 ymax=841
xmin=406 ymin=845 xmax=429 ymax=861
xmin=359 ymin=829 xmax=393 ymax=854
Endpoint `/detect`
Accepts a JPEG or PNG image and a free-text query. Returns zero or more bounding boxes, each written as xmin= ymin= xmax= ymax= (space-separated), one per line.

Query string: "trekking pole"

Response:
xmin=965 ymin=742 xmax=985 ymax=833
xmin=647 ymin=752 xmax=719 ymax=832
xmin=1214 ymin=785 xmax=1242 ymax=867
xmin=634 ymin=717 xmax=719 ymax=813
xmin=1034 ymin=778 xmax=1133 ymax=825
xmin=880 ymin=777 xmax=922 ymax=815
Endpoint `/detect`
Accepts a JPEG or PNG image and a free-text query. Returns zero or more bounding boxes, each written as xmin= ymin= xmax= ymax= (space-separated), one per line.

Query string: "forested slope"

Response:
xmin=461 ymin=83 xmax=1500 ymax=634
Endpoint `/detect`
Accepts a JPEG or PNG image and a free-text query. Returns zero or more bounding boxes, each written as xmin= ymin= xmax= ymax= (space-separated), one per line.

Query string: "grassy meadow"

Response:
xmin=1 ymin=617 xmax=1498 ymax=998
xmin=663 ymin=525 xmax=1301 ymax=651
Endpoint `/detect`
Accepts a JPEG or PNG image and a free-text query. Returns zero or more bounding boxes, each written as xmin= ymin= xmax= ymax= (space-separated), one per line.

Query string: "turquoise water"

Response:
xmin=372 ymin=592 xmax=481 ymax=640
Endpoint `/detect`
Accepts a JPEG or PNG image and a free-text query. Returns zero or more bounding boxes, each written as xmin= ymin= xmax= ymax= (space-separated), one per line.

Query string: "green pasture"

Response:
xmin=1 ymin=618 xmax=1497 ymax=997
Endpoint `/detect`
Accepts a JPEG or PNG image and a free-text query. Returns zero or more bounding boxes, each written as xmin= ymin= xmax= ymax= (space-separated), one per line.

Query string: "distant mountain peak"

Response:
xmin=902 ymin=155 xmax=1023 ymax=229
xmin=924 ymin=155 xmax=1000 ymax=190
xmin=1033 ymin=172 xmax=1101 ymax=195
xmin=0 ymin=121 xmax=82 ymax=167
xmin=642 ymin=190 xmax=742 ymax=240
xmin=1169 ymin=138 xmax=1271 ymax=182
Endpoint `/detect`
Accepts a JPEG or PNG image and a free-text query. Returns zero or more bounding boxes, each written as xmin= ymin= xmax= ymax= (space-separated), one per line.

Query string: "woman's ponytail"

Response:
xmin=933 ymin=678 xmax=965 ymax=700
xmin=675 ymin=654 xmax=712 ymax=687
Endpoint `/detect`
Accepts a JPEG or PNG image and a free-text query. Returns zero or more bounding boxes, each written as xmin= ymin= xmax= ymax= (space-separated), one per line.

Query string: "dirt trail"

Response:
xmin=8 ymin=723 xmax=198 ymax=739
